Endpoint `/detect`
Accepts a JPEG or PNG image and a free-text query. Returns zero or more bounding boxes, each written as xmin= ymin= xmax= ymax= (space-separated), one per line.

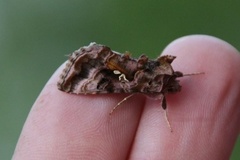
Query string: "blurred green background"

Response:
xmin=0 ymin=1 xmax=239 ymax=159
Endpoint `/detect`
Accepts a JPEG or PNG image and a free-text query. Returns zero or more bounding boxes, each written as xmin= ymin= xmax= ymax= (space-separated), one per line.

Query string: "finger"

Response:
xmin=13 ymin=62 xmax=146 ymax=159
xmin=129 ymin=35 xmax=240 ymax=159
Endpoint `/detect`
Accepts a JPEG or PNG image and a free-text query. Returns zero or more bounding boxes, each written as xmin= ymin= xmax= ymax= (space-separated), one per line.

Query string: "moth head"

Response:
xmin=163 ymin=71 xmax=183 ymax=94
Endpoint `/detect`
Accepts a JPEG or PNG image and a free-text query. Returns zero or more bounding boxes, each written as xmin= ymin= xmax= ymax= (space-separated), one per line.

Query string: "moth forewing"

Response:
xmin=58 ymin=43 xmax=203 ymax=132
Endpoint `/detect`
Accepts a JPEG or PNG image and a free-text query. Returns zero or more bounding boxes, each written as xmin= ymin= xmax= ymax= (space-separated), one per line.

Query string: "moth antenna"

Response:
xmin=164 ymin=110 xmax=173 ymax=132
xmin=109 ymin=94 xmax=135 ymax=115
xmin=183 ymin=72 xmax=204 ymax=76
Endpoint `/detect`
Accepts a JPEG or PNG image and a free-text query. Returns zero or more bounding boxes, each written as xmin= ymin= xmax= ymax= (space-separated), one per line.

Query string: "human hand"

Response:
xmin=13 ymin=35 xmax=240 ymax=160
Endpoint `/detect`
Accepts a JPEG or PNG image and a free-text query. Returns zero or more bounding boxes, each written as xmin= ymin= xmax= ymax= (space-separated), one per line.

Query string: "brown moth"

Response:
xmin=57 ymin=42 xmax=202 ymax=131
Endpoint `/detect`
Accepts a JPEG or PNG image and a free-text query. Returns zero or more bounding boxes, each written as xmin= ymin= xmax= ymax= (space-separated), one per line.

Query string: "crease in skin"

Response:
xmin=123 ymin=94 xmax=147 ymax=159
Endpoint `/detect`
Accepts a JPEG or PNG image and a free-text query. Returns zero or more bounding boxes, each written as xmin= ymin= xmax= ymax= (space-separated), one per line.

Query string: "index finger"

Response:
xmin=13 ymin=53 xmax=145 ymax=160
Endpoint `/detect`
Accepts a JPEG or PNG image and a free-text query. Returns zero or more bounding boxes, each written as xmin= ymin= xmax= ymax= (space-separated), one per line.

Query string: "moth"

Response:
xmin=57 ymin=42 xmax=202 ymax=131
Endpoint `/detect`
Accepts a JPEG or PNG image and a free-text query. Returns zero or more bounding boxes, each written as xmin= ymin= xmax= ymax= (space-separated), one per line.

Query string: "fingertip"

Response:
xmin=161 ymin=34 xmax=240 ymax=158
xmin=130 ymin=35 xmax=240 ymax=159
xmin=162 ymin=34 xmax=239 ymax=73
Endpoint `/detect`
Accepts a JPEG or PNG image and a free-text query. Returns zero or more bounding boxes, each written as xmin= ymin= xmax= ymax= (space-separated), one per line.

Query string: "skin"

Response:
xmin=13 ymin=35 xmax=240 ymax=160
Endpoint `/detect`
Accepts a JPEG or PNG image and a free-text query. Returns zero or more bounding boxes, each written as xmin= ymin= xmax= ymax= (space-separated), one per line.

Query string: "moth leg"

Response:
xmin=109 ymin=94 xmax=135 ymax=115
xmin=162 ymin=96 xmax=173 ymax=132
